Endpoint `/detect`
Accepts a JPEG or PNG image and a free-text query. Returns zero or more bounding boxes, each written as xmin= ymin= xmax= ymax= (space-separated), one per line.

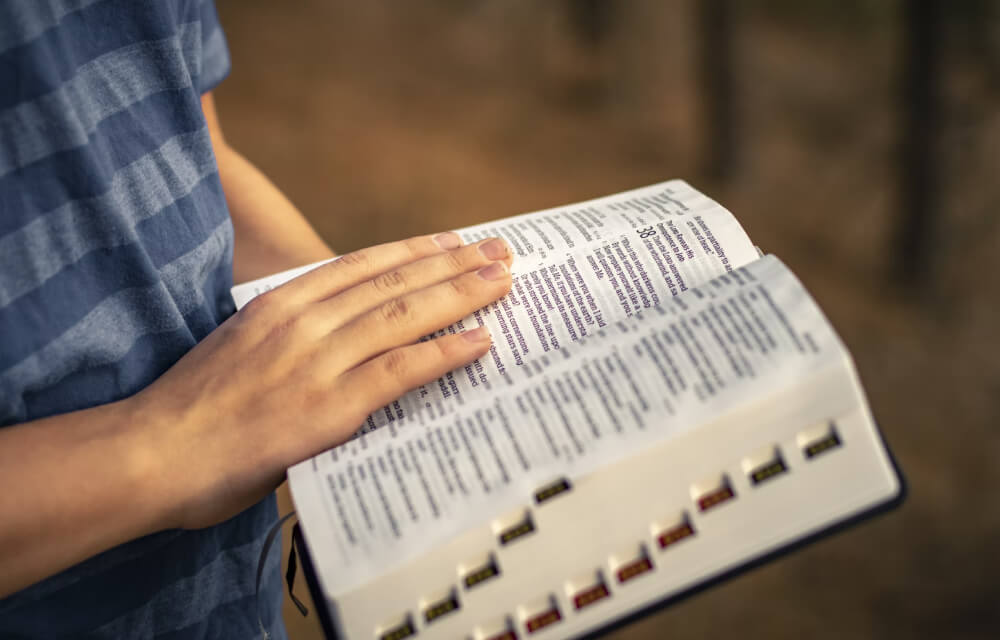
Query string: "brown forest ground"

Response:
xmin=214 ymin=2 xmax=1000 ymax=638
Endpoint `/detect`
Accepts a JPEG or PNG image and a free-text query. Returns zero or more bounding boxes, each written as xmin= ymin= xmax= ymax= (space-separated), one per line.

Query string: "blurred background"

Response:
xmin=213 ymin=1 xmax=999 ymax=638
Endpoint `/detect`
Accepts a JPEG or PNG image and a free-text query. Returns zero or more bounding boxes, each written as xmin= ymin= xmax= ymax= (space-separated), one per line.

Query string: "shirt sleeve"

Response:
xmin=198 ymin=0 xmax=231 ymax=93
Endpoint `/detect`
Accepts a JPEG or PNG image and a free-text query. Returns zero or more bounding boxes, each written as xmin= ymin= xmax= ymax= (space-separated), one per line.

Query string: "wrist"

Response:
xmin=112 ymin=394 xmax=185 ymax=533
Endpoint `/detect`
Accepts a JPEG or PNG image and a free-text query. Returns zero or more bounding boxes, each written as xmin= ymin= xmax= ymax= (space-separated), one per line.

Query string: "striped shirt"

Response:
xmin=0 ymin=1 xmax=286 ymax=637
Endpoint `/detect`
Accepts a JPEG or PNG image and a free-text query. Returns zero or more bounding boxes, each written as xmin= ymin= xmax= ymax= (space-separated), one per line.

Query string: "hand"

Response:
xmin=129 ymin=232 xmax=513 ymax=530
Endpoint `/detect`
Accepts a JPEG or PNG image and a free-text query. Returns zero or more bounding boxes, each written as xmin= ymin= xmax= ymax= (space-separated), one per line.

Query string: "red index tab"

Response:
xmin=572 ymin=583 xmax=610 ymax=610
xmin=657 ymin=522 xmax=695 ymax=549
xmin=697 ymin=486 xmax=735 ymax=512
xmin=525 ymin=608 xmax=561 ymax=633
xmin=615 ymin=557 xmax=653 ymax=583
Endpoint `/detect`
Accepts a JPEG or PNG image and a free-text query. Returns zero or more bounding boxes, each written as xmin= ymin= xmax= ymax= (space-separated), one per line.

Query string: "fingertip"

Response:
xmin=477 ymin=261 xmax=509 ymax=281
xmin=433 ymin=232 xmax=463 ymax=250
xmin=461 ymin=326 xmax=491 ymax=343
xmin=477 ymin=238 xmax=510 ymax=261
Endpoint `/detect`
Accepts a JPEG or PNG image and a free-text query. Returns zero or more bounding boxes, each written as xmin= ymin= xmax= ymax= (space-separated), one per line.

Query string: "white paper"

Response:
xmin=230 ymin=258 xmax=336 ymax=309
xmin=291 ymin=256 xmax=850 ymax=595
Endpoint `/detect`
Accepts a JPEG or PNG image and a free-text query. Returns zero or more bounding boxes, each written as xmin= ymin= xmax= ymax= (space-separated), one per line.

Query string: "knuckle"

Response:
xmin=262 ymin=317 xmax=295 ymax=343
xmin=240 ymin=290 xmax=279 ymax=320
xmin=371 ymin=269 xmax=407 ymax=295
xmin=240 ymin=294 xmax=321 ymax=342
xmin=380 ymin=349 xmax=411 ymax=380
xmin=443 ymin=249 xmax=467 ymax=273
xmin=261 ymin=313 xmax=315 ymax=344
xmin=432 ymin=337 xmax=453 ymax=359
xmin=447 ymin=276 xmax=473 ymax=298
xmin=444 ymin=251 xmax=475 ymax=273
xmin=378 ymin=297 xmax=412 ymax=324
xmin=337 ymin=250 xmax=372 ymax=271
xmin=285 ymin=311 xmax=319 ymax=337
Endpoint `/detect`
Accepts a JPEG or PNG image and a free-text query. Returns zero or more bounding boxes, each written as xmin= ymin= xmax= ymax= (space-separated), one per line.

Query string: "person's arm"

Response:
xmin=0 ymin=231 xmax=514 ymax=598
xmin=201 ymin=92 xmax=335 ymax=282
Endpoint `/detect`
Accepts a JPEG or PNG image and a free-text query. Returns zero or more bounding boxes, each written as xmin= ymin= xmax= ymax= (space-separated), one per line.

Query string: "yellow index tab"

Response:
xmin=499 ymin=518 xmax=535 ymax=545
xmin=750 ymin=458 xmax=788 ymax=485
xmin=534 ymin=478 xmax=572 ymax=504
xmin=380 ymin=620 xmax=415 ymax=640
xmin=423 ymin=592 xmax=460 ymax=623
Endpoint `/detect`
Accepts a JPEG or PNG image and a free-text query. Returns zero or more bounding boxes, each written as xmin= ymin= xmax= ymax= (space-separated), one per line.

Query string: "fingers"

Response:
xmin=270 ymin=232 xmax=466 ymax=306
xmin=334 ymin=327 xmax=493 ymax=428
xmin=313 ymin=237 xmax=512 ymax=329
xmin=329 ymin=261 xmax=512 ymax=369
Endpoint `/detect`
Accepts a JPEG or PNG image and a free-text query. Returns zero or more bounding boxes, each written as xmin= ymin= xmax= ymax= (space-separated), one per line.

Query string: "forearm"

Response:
xmin=215 ymin=141 xmax=335 ymax=283
xmin=0 ymin=231 xmax=512 ymax=599
xmin=0 ymin=399 xmax=167 ymax=598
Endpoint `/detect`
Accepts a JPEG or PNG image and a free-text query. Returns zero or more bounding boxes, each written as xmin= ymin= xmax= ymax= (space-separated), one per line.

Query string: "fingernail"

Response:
xmin=477 ymin=261 xmax=508 ymax=281
xmin=462 ymin=326 xmax=490 ymax=342
xmin=433 ymin=232 xmax=462 ymax=250
xmin=478 ymin=238 xmax=509 ymax=261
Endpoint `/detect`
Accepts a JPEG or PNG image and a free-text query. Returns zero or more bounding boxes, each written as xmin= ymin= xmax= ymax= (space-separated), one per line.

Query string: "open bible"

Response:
xmin=232 ymin=181 xmax=903 ymax=640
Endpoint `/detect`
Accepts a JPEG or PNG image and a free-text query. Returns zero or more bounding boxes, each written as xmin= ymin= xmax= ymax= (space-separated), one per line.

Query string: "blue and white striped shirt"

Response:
xmin=0 ymin=1 xmax=286 ymax=637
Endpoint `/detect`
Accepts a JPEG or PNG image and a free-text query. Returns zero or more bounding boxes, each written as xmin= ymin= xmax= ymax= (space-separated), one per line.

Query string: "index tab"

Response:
xmin=520 ymin=595 xmax=562 ymax=634
xmin=742 ymin=446 xmax=789 ymax=486
xmin=422 ymin=587 xmax=460 ymax=624
xmin=692 ymin=474 xmax=736 ymax=512
xmin=534 ymin=477 xmax=572 ymax=505
xmin=377 ymin=613 xmax=415 ymax=640
xmin=494 ymin=508 xmax=536 ymax=546
xmin=799 ymin=421 xmax=842 ymax=459
xmin=475 ymin=617 xmax=519 ymax=640
xmin=610 ymin=545 xmax=655 ymax=584
xmin=461 ymin=553 xmax=501 ymax=589
xmin=566 ymin=571 xmax=611 ymax=610
xmin=652 ymin=512 xmax=696 ymax=550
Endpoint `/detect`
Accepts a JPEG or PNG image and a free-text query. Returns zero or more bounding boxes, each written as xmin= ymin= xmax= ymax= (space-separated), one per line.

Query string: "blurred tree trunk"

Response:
xmin=566 ymin=0 xmax=613 ymax=49
xmin=697 ymin=0 xmax=737 ymax=182
xmin=897 ymin=0 xmax=941 ymax=286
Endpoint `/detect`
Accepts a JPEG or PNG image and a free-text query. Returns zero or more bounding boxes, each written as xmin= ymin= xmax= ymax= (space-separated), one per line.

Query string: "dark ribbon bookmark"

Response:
xmin=256 ymin=511 xmax=309 ymax=640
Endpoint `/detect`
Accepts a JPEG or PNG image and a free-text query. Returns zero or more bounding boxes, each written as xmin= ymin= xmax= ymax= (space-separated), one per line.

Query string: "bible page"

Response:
xmin=290 ymin=255 xmax=852 ymax=596
xmin=361 ymin=180 xmax=760 ymax=431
